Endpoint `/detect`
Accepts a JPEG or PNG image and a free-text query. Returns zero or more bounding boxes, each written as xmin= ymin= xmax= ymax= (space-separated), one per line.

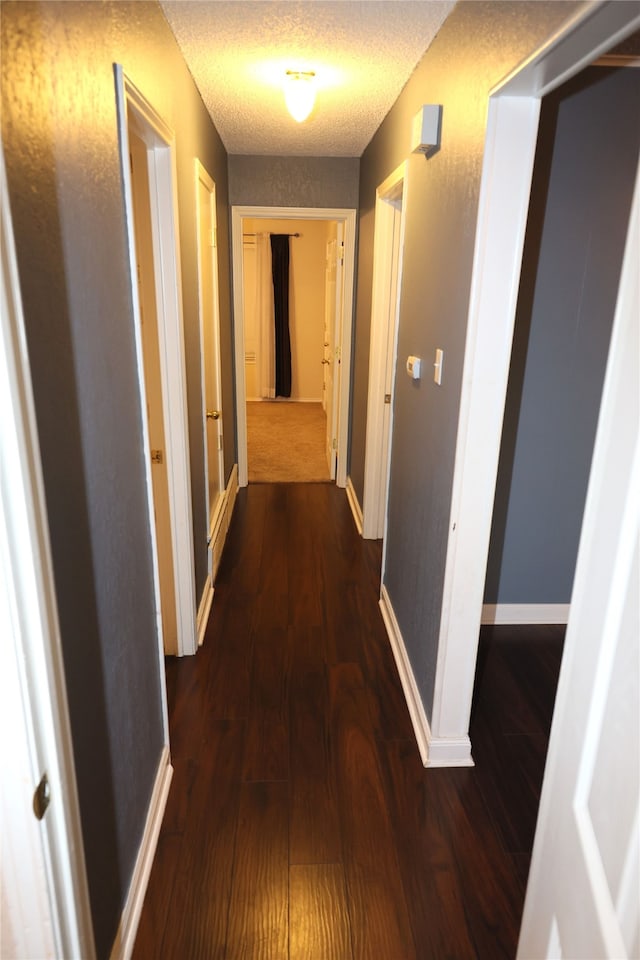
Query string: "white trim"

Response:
xmin=379 ymin=587 xmax=473 ymax=768
xmin=345 ymin=477 xmax=363 ymax=536
xmin=231 ymin=205 xmax=357 ymax=489
xmin=115 ymin=66 xmax=197 ymax=662
xmin=481 ymin=604 xmax=570 ymax=625
xmin=226 ymin=463 xmax=240 ymax=522
xmin=1 ymin=144 xmax=96 ymax=960
xmin=197 ymin=576 xmax=214 ymax=647
xmin=208 ymin=463 xmax=239 ymax=584
xmin=198 ymin=464 xmax=240 ymax=646
xmin=431 ymin=1 xmax=640 ymax=764
xmin=108 ymin=747 xmax=173 ymax=960
xmin=362 ymin=162 xmax=407 ymax=540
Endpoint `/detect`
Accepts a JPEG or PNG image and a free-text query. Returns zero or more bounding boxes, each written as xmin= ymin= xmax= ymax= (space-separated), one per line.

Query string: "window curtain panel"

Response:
xmin=255 ymin=232 xmax=275 ymax=399
xmin=270 ymin=234 xmax=292 ymax=398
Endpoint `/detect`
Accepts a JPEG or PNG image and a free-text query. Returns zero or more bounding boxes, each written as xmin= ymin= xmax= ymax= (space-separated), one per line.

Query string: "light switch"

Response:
xmin=406 ymin=356 xmax=421 ymax=379
xmin=434 ymin=349 xmax=443 ymax=385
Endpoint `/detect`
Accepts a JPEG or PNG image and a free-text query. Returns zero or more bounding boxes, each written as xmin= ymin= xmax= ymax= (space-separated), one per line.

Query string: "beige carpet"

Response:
xmin=246 ymin=401 xmax=331 ymax=482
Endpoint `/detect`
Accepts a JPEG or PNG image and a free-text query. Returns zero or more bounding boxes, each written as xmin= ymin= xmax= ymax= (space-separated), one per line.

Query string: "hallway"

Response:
xmin=133 ymin=483 xmax=562 ymax=959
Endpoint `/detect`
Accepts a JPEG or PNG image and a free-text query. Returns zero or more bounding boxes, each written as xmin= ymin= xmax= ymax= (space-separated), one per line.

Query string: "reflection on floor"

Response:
xmin=134 ymin=484 xmax=564 ymax=959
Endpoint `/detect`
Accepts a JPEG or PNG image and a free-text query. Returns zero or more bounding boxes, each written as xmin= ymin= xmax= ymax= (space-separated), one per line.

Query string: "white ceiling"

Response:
xmin=160 ymin=1 xmax=455 ymax=157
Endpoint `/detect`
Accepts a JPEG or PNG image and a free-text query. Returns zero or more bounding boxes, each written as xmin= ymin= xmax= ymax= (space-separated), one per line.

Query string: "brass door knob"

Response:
xmin=206 ymin=410 xmax=221 ymax=420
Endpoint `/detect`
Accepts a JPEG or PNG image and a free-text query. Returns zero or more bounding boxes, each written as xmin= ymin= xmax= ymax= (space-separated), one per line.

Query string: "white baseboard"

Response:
xmin=109 ymin=746 xmax=173 ymax=960
xmin=226 ymin=463 xmax=239 ymax=520
xmin=208 ymin=464 xmax=239 ymax=588
xmin=197 ymin=575 xmax=214 ymax=647
xmin=379 ymin=586 xmax=474 ymax=768
xmin=481 ymin=603 xmax=570 ymax=625
xmin=345 ymin=477 xmax=363 ymax=535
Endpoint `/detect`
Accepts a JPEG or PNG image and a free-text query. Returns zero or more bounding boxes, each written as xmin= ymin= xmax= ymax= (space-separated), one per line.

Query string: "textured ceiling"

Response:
xmin=160 ymin=1 xmax=455 ymax=157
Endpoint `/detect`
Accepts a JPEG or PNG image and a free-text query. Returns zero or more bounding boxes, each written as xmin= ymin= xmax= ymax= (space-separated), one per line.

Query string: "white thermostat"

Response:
xmin=406 ymin=355 xmax=421 ymax=379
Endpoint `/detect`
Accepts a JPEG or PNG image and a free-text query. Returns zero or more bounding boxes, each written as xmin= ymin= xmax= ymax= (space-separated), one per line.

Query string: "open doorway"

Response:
xmin=231 ymin=205 xmax=356 ymax=489
xmin=241 ymin=216 xmax=338 ymax=483
xmin=470 ymin=57 xmax=639 ymax=949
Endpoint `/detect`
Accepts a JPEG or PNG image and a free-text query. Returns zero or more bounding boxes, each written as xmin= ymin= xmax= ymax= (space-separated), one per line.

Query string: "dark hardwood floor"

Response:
xmin=133 ymin=483 xmax=564 ymax=959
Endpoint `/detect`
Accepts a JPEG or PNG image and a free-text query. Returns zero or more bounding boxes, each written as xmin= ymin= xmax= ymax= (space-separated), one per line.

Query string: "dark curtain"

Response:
xmin=270 ymin=234 xmax=291 ymax=397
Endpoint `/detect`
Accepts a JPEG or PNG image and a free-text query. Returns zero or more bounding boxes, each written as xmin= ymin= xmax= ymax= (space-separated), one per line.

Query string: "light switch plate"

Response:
xmin=407 ymin=355 xmax=421 ymax=379
xmin=434 ymin=349 xmax=443 ymax=385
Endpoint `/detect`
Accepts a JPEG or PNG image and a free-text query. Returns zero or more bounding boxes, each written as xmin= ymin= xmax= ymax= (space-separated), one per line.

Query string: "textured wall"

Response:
xmin=352 ymin=1 xmax=579 ymax=719
xmin=484 ymin=66 xmax=640 ymax=604
xmin=229 ymin=154 xmax=359 ymax=209
xmin=1 ymin=2 xmax=230 ymax=956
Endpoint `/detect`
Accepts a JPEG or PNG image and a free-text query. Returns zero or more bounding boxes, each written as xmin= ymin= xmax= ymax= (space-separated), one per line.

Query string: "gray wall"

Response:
xmin=352 ymin=1 xmax=578 ymax=719
xmin=1 ymin=3 xmax=231 ymax=956
xmin=484 ymin=65 xmax=640 ymax=605
xmin=228 ymin=154 xmax=360 ymax=209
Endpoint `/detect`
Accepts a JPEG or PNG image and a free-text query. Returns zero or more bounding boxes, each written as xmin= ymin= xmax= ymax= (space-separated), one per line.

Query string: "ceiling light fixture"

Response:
xmin=284 ymin=70 xmax=316 ymax=123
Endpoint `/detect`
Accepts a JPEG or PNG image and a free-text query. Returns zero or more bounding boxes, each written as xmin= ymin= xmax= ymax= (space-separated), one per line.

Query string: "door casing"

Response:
xmin=231 ymin=205 xmax=356 ymax=489
xmin=421 ymin=1 xmax=640 ymax=769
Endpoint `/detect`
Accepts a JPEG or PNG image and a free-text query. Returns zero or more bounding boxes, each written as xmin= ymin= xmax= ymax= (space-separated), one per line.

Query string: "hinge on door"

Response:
xmin=151 ymin=449 xmax=163 ymax=464
xmin=332 ymin=438 xmax=338 ymax=450
xmin=210 ymin=228 xmax=216 ymax=248
xmin=339 ymin=240 xmax=345 ymax=265
xmin=384 ymin=393 xmax=392 ymax=404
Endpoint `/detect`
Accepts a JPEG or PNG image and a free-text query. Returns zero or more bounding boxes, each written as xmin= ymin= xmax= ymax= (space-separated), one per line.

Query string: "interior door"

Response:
xmin=379 ymin=197 xmax=403 ymax=535
xmin=518 ymin=165 xmax=639 ymax=959
xmin=129 ymin=128 xmax=177 ymax=653
xmin=196 ymin=163 xmax=225 ymax=550
xmin=323 ymin=237 xmax=336 ymax=463
xmin=323 ymin=223 xmax=344 ymax=477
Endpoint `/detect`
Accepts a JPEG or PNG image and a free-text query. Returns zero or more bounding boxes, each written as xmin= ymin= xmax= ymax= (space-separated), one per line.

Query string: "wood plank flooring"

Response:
xmin=133 ymin=483 xmax=564 ymax=959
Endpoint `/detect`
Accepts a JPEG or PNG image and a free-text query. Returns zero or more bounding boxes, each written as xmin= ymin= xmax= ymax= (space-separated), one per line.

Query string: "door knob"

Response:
xmin=321 ymin=359 xmax=330 ymax=365
xmin=206 ymin=410 xmax=221 ymax=420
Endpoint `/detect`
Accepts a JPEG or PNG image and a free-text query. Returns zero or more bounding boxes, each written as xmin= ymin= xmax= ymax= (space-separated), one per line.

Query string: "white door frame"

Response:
xmin=362 ymin=162 xmax=407 ymax=540
xmin=231 ymin=205 xmax=357 ymax=489
xmin=115 ymin=66 xmax=197 ymax=660
xmin=0 ymin=146 xmax=95 ymax=959
xmin=195 ymin=160 xmax=225 ymax=598
xmin=430 ymin=1 xmax=640 ymax=765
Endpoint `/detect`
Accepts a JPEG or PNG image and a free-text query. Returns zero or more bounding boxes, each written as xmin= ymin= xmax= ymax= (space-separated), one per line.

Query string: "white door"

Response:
xmin=379 ymin=198 xmax=402 ymax=535
xmin=1 ymin=146 xmax=94 ymax=959
xmin=362 ymin=165 xmax=406 ymax=541
xmin=195 ymin=162 xmax=224 ymax=554
xmin=518 ymin=165 xmax=639 ymax=959
xmin=129 ymin=129 xmax=178 ymax=653
xmin=323 ymin=224 xmax=344 ymax=477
